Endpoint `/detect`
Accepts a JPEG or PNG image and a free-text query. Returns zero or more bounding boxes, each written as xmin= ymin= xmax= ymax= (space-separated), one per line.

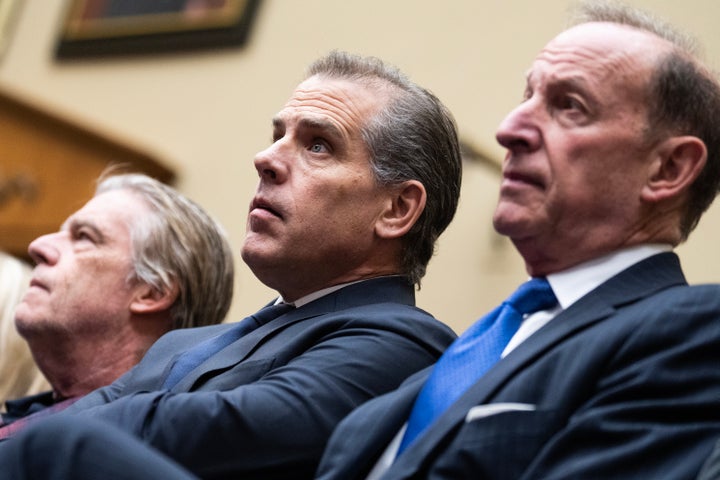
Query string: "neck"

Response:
xmin=26 ymin=317 xmax=170 ymax=399
xmin=43 ymin=350 xmax=141 ymax=399
xmin=515 ymin=215 xmax=682 ymax=276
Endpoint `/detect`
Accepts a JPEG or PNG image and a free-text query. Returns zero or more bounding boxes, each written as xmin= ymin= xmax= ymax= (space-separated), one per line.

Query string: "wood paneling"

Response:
xmin=0 ymin=89 xmax=175 ymax=258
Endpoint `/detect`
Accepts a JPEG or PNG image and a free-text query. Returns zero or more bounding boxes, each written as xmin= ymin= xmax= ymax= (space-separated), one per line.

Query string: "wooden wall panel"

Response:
xmin=0 ymin=90 xmax=175 ymax=259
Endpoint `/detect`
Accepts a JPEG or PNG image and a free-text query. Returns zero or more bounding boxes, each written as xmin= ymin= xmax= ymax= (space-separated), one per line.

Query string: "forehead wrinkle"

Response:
xmin=283 ymin=80 xmax=377 ymax=137
xmin=73 ymin=192 xmax=138 ymax=239
xmin=297 ymin=117 xmax=343 ymax=140
xmin=535 ymin=45 xmax=631 ymax=87
xmin=537 ymin=22 xmax=672 ymax=96
xmin=531 ymin=45 xmax=655 ymax=110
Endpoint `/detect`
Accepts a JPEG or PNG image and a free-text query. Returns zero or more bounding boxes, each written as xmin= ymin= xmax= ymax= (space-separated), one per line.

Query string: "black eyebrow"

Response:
xmin=272 ymin=115 xmax=344 ymax=142
xmin=296 ymin=117 xmax=343 ymax=141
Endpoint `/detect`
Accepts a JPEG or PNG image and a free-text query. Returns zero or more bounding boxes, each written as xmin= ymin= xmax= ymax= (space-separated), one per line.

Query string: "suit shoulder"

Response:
xmin=651 ymin=282 xmax=720 ymax=308
xmin=612 ymin=282 xmax=720 ymax=342
xmin=148 ymin=323 xmax=234 ymax=352
xmin=316 ymin=302 xmax=457 ymax=344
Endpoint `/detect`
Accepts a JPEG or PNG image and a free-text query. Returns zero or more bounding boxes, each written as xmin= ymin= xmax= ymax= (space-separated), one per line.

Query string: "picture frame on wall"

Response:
xmin=55 ymin=0 xmax=261 ymax=60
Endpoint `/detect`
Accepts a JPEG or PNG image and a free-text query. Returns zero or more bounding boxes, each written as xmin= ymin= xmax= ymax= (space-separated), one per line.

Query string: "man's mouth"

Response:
xmin=29 ymin=278 xmax=49 ymax=291
xmin=502 ymin=169 xmax=545 ymax=190
xmin=251 ymin=198 xmax=283 ymax=219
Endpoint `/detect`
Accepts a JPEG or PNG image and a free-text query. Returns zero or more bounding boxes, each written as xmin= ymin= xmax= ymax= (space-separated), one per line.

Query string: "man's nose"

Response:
xmin=495 ymin=100 xmax=542 ymax=154
xmin=27 ymin=232 xmax=62 ymax=266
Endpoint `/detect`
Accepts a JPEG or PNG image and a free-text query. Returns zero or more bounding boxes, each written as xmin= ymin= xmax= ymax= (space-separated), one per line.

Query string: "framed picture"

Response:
xmin=55 ymin=0 xmax=261 ymax=59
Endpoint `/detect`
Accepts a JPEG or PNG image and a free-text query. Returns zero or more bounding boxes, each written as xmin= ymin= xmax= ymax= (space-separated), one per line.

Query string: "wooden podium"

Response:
xmin=0 ymin=89 xmax=175 ymax=259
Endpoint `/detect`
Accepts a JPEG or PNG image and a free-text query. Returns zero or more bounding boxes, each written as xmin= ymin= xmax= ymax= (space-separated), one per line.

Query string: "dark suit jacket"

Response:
xmin=2 ymin=391 xmax=57 ymax=424
xmin=316 ymin=253 xmax=720 ymax=480
xmin=698 ymin=438 xmax=720 ymax=480
xmin=60 ymin=276 xmax=457 ymax=479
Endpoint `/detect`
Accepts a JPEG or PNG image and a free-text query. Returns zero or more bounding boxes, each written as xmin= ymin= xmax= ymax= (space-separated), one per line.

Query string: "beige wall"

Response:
xmin=2 ymin=0 xmax=719 ymax=334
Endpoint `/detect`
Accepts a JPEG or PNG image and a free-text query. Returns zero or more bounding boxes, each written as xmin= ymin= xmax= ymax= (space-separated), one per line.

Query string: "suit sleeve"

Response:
xmin=65 ymin=322 xmax=445 ymax=479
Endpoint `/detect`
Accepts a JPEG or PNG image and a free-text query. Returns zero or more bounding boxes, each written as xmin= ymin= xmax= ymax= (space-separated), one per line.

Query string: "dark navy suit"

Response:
xmin=316 ymin=253 xmax=720 ymax=479
xmin=0 ymin=276 xmax=456 ymax=479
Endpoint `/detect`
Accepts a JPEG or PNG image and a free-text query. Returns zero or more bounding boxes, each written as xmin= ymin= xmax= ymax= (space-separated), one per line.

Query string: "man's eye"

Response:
xmin=309 ymin=142 xmax=327 ymax=153
xmin=75 ymin=229 xmax=94 ymax=242
xmin=559 ymin=96 xmax=584 ymax=111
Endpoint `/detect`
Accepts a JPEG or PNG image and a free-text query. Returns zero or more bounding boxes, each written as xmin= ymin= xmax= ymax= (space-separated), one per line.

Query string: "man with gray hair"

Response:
xmin=315 ymin=3 xmax=720 ymax=479
xmin=1 ymin=171 xmax=234 ymax=427
xmin=0 ymin=50 xmax=462 ymax=480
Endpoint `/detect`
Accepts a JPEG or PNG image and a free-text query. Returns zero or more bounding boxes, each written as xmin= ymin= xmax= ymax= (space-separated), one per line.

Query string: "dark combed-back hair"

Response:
xmin=97 ymin=171 xmax=235 ymax=329
xmin=572 ymin=0 xmax=720 ymax=239
xmin=306 ymin=51 xmax=463 ymax=286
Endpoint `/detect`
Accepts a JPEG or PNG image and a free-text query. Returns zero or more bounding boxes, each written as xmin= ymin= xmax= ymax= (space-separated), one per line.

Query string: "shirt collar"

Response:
xmin=547 ymin=244 xmax=673 ymax=310
xmin=277 ymin=275 xmax=403 ymax=308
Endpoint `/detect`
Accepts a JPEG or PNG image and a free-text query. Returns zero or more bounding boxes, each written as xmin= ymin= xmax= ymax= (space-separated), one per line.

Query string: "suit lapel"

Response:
xmin=170 ymin=308 xmax=317 ymax=391
xmin=389 ymin=252 xmax=686 ymax=478
xmin=171 ymin=276 xmax=416 ymax=391
xmin=326 ymin=372 xmax=430 ymax=480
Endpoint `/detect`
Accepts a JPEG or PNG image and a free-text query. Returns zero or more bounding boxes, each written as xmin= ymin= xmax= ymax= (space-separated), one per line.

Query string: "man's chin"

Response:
xmin=13 ymin=311 xmax=37 ymax=338
xmin=241 ymin=235 xmax=269 ymax=260
xmin=241 ymin=246 xmax=282 ymax=278
xmin=493 ymin=217 xmax=536 ymax=241
xmin=493 ymin=214 xmax=520 ymax=237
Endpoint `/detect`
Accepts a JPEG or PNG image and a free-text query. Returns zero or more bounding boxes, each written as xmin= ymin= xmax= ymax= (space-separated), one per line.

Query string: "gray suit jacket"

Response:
xmin=317 ymin=253 xmax=720 ymax=480
xmin=62 ymin=276 xmax=457 ymax=479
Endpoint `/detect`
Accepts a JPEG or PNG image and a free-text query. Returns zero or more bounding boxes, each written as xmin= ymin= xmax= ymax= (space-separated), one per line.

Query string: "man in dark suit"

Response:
xmin=314 ymin=3 xmax=720 ymax=479
xmin=0 ymin=50 xmax=461 ymax=479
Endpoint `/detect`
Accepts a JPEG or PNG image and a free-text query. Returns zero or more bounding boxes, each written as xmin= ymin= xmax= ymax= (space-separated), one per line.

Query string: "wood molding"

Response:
xmin=0 ymin=88 xmax=176 ymax=259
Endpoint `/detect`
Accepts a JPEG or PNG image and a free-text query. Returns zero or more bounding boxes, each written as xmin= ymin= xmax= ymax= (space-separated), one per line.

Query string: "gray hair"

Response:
xmin=306 ymin=51 xmax=463 ymax=286
xmin=571 ymin=0 xmax=720 ymax=239
xmin=96 ymin=172 xmax=234 ymax=329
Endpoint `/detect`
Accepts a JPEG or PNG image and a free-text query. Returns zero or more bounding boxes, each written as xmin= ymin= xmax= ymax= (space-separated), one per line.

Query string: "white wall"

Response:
xmin=2 ymin=0 xmax=719 ymax=334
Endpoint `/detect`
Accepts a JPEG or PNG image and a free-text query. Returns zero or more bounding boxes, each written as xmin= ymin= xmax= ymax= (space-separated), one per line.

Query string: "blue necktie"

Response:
xmin=397 ymin=277 xmax=557 ymax=455
xmin=162 ymin=302 xmax=294 ymax=389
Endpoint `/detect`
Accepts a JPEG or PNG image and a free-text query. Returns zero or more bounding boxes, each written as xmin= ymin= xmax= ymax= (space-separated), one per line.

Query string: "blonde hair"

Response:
xmin=0 ymin=252 xmax=50 ymax=409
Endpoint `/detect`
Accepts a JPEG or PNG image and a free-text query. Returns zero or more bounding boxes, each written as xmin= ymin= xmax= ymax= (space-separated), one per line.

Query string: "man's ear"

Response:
xmin=375 ymin=180 xmax=427 ymax=239
xmin=130 ymin=282 xmax=180 ymax=315
xmin=642 ymin=135 xmax=707 ymax=203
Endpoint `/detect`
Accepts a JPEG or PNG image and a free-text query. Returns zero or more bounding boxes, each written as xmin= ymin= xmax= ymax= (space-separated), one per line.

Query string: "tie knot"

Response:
xmin=506 ymin=277 xmax=557 ymax=315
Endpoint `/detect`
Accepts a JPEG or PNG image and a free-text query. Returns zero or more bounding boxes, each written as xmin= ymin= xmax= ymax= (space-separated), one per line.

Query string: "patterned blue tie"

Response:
xmin=397 ymin=277 xmax=557 ymax=454
xmin=162 ymin=302 xmax=294 ymax=389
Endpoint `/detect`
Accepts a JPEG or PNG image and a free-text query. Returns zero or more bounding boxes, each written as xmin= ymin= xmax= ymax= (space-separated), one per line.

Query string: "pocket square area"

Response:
xmin=465 ymin=403 xmax=536 ymax=422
